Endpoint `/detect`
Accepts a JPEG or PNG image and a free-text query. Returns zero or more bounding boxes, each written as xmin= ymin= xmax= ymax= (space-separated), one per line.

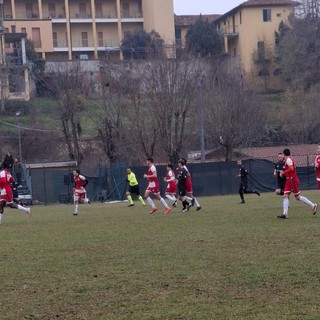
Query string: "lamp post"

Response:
xmin=15 ymin=110 xmax=22 ymax=162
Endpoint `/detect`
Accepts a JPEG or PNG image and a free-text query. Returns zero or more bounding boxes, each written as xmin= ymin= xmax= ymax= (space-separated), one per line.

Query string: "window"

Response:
xmin=48 ymin=3 xmax=56 ymax=18
xmin=79 ymin=3 xmax=87 ymax=18
xmin=32 ymin=28 xmax=41 ymax=48
xmin=95 ymin=2 xmax=103 ymax=18
xmin=5 ymin=28 xmax=10 ymax=48
xmin=26 ymin=3 xmax=33 ymax=18
xmin=53 ymin=32 xmax=58 ymax=47
xmin=21 ymin=27 xmax=26 ymax=34
xmin=257 ymin=41 xmax=265 ymax=60
xmin=122 ymin=1 xmax=129 ymax=18
xmin=81 ymin=32 xmax=88 ymax=47
xmin=239 ymin=11 xmax=242 ymax=24
xmin=98 ymin=31 xmax=103 ymax=47
xmin=263 ymin=9 xmax=271 ymax=22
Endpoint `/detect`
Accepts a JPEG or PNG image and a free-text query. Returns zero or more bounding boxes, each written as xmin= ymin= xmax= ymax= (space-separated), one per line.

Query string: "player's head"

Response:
xmin=237 ymin=160 xmax=242 ymax=166
xmin=178 ymin=160 xmax=184 ymax=168
xmin=278 ymin=152 xmax=284 ymax=161
xmin=146 ymin=157 xmax=154 ymax=166
xmin=1 ymin=162 xmax=8 ymax=170
xmin=179 ymin=158 xmax=187 ymax=166
xmin=73 ymin=169 xmax=80 ymax=176
xmin=317 ymin=145 xmax=320 ymax=153
xmin=167 ymin=163 xmax=173 ymax=170
xmin=127 ymin=168 xmax=132 ymax=174
xmin=283 ymin=149 xmax=291 ymax=157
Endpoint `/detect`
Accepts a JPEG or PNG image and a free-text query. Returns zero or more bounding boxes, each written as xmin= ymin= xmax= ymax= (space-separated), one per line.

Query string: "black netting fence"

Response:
xmin=28 ymin=158 xmax=319 ymax=204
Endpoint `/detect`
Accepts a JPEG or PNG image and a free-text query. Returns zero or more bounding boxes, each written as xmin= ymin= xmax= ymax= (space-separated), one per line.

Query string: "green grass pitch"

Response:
xmin=1 ymin=191 xmax=320 ymax=320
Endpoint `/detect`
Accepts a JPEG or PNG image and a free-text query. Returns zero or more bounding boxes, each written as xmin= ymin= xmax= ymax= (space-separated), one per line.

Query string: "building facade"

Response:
xmin=3 ymin=0 xmax=175 ymax=61
xmin=215 ymin=0 xmax=299 ymax=91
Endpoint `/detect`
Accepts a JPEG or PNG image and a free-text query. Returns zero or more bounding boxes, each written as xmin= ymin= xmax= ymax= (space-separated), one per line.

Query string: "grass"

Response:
xmin=1 ymin=191 xmax=320 ymax=319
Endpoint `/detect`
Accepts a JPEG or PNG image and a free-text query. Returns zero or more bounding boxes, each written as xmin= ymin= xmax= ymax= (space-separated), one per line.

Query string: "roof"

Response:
xmin=215 ymin=0 xmax=299 ymax=23
xmin=174 ymin=14 xmax=221 ymax=27
xmin=193 ymin=144 xmax=318 ymax=166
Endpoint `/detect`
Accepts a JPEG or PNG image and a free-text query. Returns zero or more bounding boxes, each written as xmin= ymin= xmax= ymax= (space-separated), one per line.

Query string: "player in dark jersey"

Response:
xmin=274 ymin=152 xmax=286 ymax=196
xmin=177 ymin=160 xmax=190 ymax=212
xmin=236 ymin=160 xmax=260 ymax=204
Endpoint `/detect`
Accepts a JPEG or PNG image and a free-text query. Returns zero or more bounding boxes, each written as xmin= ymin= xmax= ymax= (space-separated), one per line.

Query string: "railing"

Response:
xmin=218 ymin=25 xmax=239 ymax=36
xmin=95 ymin=11 xmax=117 ymax=19
xmin=121 ymin=10 xmax=143 ymax=19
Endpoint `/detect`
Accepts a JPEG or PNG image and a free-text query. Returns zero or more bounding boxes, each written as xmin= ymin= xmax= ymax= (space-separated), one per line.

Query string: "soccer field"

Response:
xmin=1 ymin=192 xmax=320 ymax=320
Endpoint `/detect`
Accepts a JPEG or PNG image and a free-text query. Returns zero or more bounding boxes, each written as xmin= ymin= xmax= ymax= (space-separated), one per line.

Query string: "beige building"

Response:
xmin=215 ymin=0 xmax=299 ymax=90
xmin=3 ymin=0 xmax=175 ymax=61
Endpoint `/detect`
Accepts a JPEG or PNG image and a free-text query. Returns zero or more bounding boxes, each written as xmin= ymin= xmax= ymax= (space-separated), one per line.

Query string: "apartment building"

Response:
xmin=215 ymin=0 xmax=299 ymax=90
xmin=3 ymin=0 xmax=175 ymax=61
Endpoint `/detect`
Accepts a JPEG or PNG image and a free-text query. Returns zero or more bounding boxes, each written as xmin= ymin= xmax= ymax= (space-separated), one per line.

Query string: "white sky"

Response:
xmin=174 ymin=0 xmax=245 ymax=15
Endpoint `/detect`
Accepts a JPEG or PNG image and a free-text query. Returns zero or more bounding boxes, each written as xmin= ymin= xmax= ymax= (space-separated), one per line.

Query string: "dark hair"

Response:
xmin=167 ymin=163 xmax=173 ymax=169
xmin=278 ymin=152 xmax=283 ymax=156
xmin=2 ymin=162 xmax=8 ymax=169
xmin=147 ymin=157 xmax=154 ymax=163
xmin=283 ymin=149 xmax=290 ymax=156
xmin=179 ymin=158 xmax=187 ymax=165
xmin=178 ymin=160 xmax=184 ymax=166
xmin=75 ymin=169 xmax=80 ymax=174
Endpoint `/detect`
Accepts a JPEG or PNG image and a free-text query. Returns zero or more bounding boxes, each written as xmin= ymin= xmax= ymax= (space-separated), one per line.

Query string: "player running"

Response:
xmin=179 ymin=158 xmax=201 ymax=211
xmin=143 ymin=157 xmax=171 ymax=215
xmin=177 ymin=160 xmax=190 ymax=212
xmin=126 ymin=168 xmax=145 ymax=207
xmin=278 ymin=148 xmax=317 ymax=219
xmin=0 ymin=162 xmax=31 ymax=224
xmin=274 ymin=152 xmax=286 ymax=196
xmin=236 ymin=160 xmax=260 ymax=204
xmin=314 ymin=145 xmax=320 ymax=192
xmin=73 ymin=169 xmax=90 ymax=216
xmin=164 ymin=164 xmax=177 ymax=207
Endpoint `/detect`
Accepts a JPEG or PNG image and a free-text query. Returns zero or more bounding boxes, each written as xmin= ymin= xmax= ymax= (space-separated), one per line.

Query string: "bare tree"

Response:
xmin=205 ymin=62 xmax=266 ymax=161
xmin=45 ymin=62 xmax=88 ymax=162
xmin=141 ymin=58 xmax=201 ymax=163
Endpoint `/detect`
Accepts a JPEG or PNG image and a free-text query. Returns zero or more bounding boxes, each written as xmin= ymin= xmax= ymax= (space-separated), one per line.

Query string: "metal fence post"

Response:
xmin=43 ymin=166 xmax=47 ymax=206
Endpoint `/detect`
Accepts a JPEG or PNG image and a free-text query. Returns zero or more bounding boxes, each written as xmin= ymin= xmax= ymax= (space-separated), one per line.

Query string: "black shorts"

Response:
xmin=129 ymin=185 xmax=140 ymax=196
xmin=277 ymin=179 xmax=286 ymax=190
xmin=178 ymin=183 xmax=186 ymax=197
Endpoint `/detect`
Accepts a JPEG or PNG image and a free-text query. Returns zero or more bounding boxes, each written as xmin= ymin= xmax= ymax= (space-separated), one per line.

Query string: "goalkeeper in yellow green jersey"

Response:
xmin=126 ymin=168 xmax=146 ymax=207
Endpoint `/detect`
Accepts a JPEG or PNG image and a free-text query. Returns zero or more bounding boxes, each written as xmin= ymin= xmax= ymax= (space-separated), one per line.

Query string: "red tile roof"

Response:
xmin=174 ymin=14 xmax=221 ymax=27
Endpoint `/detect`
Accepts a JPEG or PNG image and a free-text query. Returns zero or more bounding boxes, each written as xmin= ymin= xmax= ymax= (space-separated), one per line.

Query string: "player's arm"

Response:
xmin=144 ymin=169 xmax=157 ymax=179
xmin=79 ymin=175 xmax=89 ymax=187
xmin=281 ymin=159 xmax=293 ymax=177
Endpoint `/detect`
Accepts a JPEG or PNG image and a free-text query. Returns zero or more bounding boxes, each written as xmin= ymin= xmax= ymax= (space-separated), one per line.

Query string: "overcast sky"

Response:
xmin=174 ymin=0 xmax=245 ymax=15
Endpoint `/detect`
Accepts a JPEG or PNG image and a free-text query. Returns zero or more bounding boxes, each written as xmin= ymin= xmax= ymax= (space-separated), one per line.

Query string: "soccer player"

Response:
xmin=274 ymin=152 xmax=286 ymax=196
xmin=314 ymin=145 xmax=320 ymax=191
xmin=177 ymin=160 xmax=190 ymax=212
xmin=164 ymin=164 xmax=177 ymax=207
xmin=0 ymin=162 xmax=31 ymax=224
xmin=278 ymin=148 xmax=318 ymax=219
xmin=179 ymin=158 xmax=201 ymax=211
xmin=236 ymin=160 xmax=260 ymax=204
xmin=126 ymin=168 xmax=145 ymax=207
xmin=73 ymin=169 xmax=90 ymax=216
xmin=143 ymin=157 xmax=171 ymax=215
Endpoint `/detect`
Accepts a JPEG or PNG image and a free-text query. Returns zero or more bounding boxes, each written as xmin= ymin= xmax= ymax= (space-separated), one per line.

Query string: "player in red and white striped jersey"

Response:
xmin=164 ymin=164 xmax=177 ymax=207
xmin=73 ymin=169 xmax=90 ymax=215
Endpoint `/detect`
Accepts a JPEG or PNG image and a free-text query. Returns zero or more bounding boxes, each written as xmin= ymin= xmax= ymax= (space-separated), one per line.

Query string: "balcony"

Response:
xmin=218 ymin=25 xmax=239 ymax=38
xmin=121 ymin=10 xmax=143 ymax=22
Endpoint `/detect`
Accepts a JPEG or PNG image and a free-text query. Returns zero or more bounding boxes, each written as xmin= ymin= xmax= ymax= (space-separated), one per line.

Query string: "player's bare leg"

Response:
xmin=7 ymin=202 xmax=31 ymax=217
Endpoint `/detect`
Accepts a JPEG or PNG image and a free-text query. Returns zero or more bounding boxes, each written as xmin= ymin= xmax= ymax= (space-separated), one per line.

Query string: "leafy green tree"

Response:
xmin=120 ymin=29 xmax=164 ymax=60
xmin=186 ymin=16 xmax=222 ymax=57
